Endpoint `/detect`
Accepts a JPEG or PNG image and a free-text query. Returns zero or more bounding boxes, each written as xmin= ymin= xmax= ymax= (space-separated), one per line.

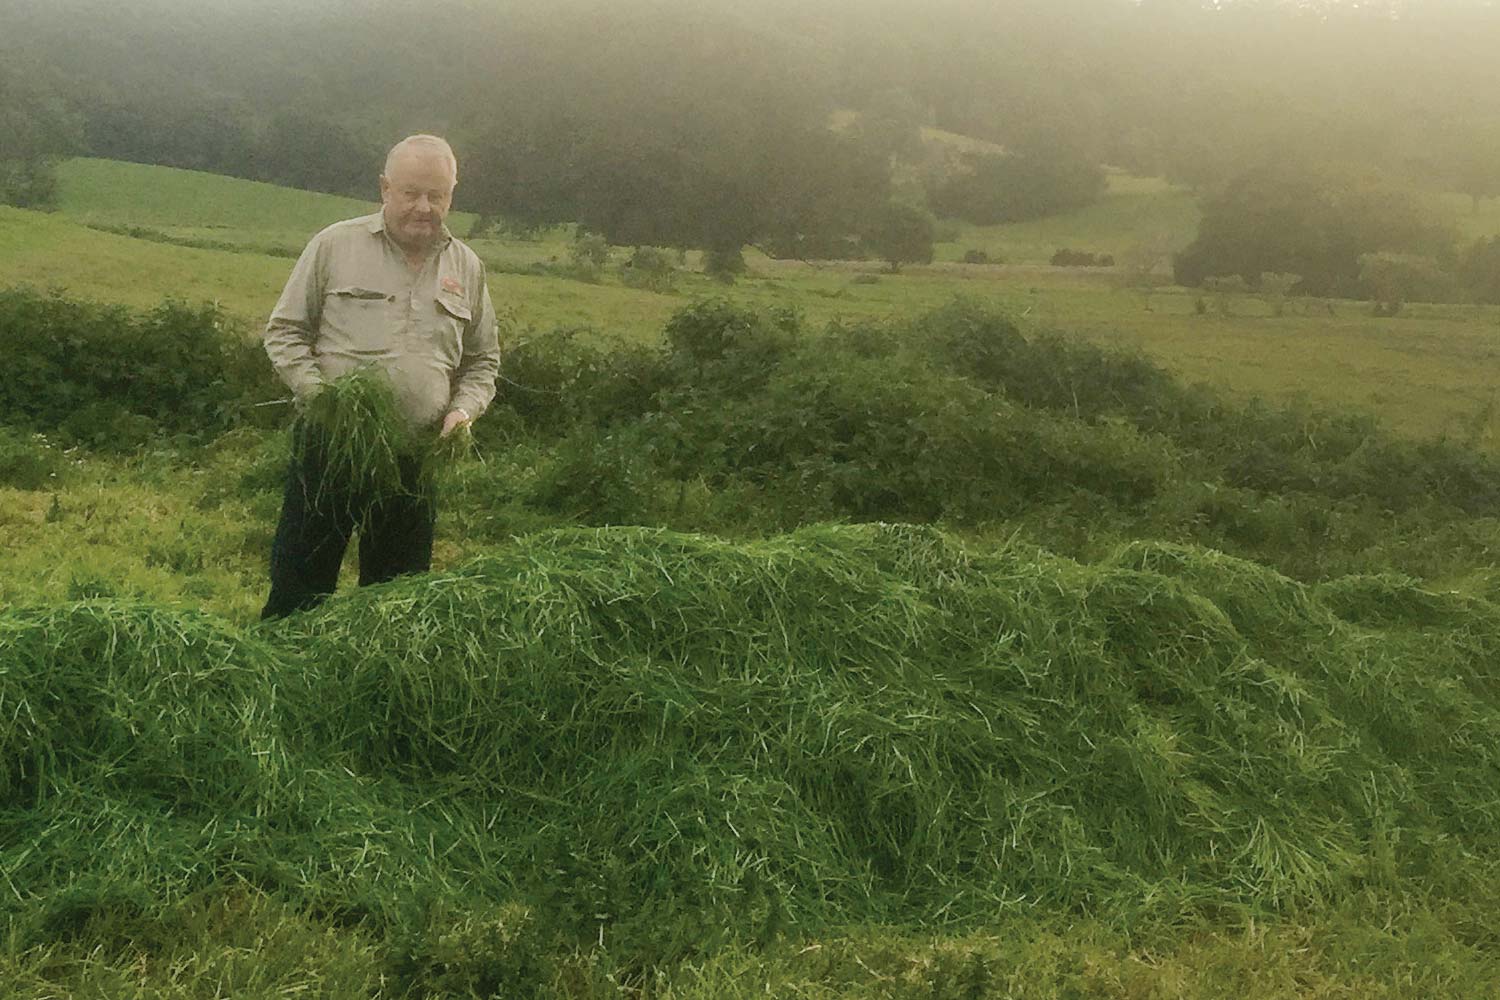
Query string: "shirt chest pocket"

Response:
xmin=324 ymin=286 xmax=394 ymax=338
xmin=430 ymin=295 xmax=472 ymax=363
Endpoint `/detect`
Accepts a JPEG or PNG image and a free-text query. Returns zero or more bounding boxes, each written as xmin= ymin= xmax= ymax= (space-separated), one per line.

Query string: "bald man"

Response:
xmin=260 ymin=134 xmax=500 ymax=620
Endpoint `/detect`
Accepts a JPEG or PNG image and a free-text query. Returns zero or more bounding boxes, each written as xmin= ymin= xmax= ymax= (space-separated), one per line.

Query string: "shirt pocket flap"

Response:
xmin=329 ymin=286 xmax=389 ymax=300
xmin=437 ymin=296 xmax=472 ymax=322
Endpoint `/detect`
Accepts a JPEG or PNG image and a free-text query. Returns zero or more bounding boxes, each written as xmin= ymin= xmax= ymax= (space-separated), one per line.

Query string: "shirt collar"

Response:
xmin=365 ymin=210 xmax=454 ymax=248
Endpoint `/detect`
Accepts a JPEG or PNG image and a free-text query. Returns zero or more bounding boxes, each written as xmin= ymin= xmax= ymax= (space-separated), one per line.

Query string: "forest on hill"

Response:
xmin=8 ymin=0 xmax=1500 ymax=266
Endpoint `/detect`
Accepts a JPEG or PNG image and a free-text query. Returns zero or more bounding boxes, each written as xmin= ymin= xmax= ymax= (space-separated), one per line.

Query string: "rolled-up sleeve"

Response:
xmin=448 ymin=274 xmax=500 ymax=419
xmin=263 ymin=235 xmax=329 ymax=402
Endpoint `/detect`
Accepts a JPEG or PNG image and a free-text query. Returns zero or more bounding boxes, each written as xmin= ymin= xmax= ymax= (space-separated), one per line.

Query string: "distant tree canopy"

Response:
xmin=0 ymin=63 xmax=81 ymax=208
xmin=927 ymin=143 xmax=1107 ymax=226
xmin=1173 ymin=162 xmax=1456 ymax=298
xmin=8 ymin=0 xmax=1500 ymax=252
xmin=865 ymin=201 xmax=936 ymax=272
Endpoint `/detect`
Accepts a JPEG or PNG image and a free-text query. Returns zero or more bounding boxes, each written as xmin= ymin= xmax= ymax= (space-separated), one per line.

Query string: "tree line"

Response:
xmin=7 ymin=0 xmax=1500 ymax=265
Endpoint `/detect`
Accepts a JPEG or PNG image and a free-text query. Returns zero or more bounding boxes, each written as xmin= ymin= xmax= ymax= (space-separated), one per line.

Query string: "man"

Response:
xmin=259 ymin=134 xmax=500 ymax=620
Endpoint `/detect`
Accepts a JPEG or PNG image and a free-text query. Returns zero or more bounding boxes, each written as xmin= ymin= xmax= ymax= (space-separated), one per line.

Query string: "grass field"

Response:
xmin=3 ymin=158 xmax=1497 ymax=439
xmin=9 ymin=157 xmax=1500 ymax=997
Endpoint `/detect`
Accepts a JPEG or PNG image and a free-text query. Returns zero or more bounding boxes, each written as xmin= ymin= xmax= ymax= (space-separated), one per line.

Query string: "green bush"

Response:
xmin=0 ymin=287 xmax=280 ymax=448
xmin=0 ymin=427 xmax=66 ymax=490
xmin=703 ymin=245 xmax=747 ymax=282
xmin=484 ymin=327 xmax=667 ymax=438
xmin=619 ymin=246 xmax=678 ymax=292
xmin=568 ymin=232 xmax=609 ymax=282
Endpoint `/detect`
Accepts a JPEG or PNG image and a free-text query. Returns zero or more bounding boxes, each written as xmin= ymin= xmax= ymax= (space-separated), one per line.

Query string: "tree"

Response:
xmin=850 ymin=86 xmax=928 ymax=165
xmin=927 ymin=141 xmax=1105 ymax=226
xmin=1174 ymin=161 xmax=1455 ymax=298
xmin=0 ymin=63 xmax=81 ymax=209
xmin=1358 ymin=253 xmax=1458 ymax=310
xmin=1446 ymin=123 xmax=1500 ymax=214
xmin=864 ymin=201 xmax=935 ymax=273
xmin=1461 ymin=236 xmax=1500 ymax=305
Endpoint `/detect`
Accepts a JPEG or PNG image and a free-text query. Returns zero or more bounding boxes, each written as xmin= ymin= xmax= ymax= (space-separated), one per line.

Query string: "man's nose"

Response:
xmin=416 ymin=194 xmax=432 ymax=213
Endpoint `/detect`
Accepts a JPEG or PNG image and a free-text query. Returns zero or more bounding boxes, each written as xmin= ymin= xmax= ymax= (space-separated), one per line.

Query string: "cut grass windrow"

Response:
xmin=3 ymin=524 xmax=1499 ymax=965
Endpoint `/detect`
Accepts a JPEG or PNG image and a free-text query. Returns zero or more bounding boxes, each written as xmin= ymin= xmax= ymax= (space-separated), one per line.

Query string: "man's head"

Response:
xmin=379 ymin=134 xmax=458 ymax=254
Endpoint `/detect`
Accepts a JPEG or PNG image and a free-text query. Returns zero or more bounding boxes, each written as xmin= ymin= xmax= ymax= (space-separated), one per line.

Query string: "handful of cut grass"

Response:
xmin=428 ymin=418 xmax=480 ymax=468
xmin=296 ymin=369 xmax=480 ymax=520
xmin=298 ymin=369 xmax=419 ymax=510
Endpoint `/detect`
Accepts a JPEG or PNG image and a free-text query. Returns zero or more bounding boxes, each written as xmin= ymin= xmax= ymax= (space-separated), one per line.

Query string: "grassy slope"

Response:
xmin=934 ymin=173 xmax=1204 ymax=265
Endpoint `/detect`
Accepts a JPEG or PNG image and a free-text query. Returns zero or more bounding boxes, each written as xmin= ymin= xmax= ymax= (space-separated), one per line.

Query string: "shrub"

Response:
xmin=567 ymin=232 xmax=609 ymax=282
xmin=1051 ymin=248 xmax=1114 ymax=268
xmin=961 ymin=249 xmax=992 ymax=265
xmin=525 ymin=426 xmax=653 ymax=524
xmin=1461 ymin=236 xmax=1500 ymax=304
xmin=661 ymin=298 xmax=798 ymax=372
xmin=0 ymin=428 xmax=65 ymax=490
xmin=619 ymin=246 xmax=677 ymax=293
xmin=1358 ymin=252 xmax=1459 ymax=307
xmin=484 ymin=327 xmax=666 ymax=437
xmin=0 ymin=287 xmax=279 ymax=449
xmin=703 ymin=245 xmax=747 ymax=283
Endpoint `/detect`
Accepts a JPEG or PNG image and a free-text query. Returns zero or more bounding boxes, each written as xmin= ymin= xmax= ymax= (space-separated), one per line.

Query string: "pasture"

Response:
xmin=3 ymin=159 xmax=1499 ymax=439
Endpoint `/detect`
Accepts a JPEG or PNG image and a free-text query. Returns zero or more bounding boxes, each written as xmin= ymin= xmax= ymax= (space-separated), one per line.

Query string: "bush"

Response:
xmin=568 ymin=232 xmax=609 ymax=282
xmin=1461 ymin=236 xmax=1500 ymax=304
xmin=703 ymin=245 xmax=747 ymax=283
xmin=661 ymin=298 xmax=798 ymax=373
xmin=961 ymin=249 xmax=992 ymax=265
xmin=619 ymin=246 xmax=677 ymax=292
xmin=1050 ymin=249 xmax=1115 ymax=268
xmin=1358 ymin=252 xmax=1459 ymax=307
xmin=483 ymin=327 xmax=666 ymax=437
xmin=0 ymin=287 xmax=280 ymax=449
xmin=525 ymin=427 xmax=654 ymax=524
xmin=0 ymin=428 xmax=65 ymax=490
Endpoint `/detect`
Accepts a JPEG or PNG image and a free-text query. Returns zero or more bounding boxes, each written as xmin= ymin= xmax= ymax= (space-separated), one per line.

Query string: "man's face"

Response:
xmin=380 ymin=150 xmax=456 ymax=254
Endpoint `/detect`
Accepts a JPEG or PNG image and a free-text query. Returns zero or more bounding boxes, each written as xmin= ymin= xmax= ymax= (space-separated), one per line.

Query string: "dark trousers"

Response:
xmin=260 ymin=425 xmax=436 ymax=620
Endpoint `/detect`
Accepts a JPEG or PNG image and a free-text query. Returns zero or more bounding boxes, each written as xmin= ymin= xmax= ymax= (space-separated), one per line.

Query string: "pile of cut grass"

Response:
xmin=4 ymin=524 xmax=1500 ymax=969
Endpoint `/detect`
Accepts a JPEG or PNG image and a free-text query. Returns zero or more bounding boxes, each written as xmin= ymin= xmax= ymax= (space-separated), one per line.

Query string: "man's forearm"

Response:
xmin=263 ymin=324 xmax=325 ymax=401
xmin=448 ymin=356 xmax=498 ymax=420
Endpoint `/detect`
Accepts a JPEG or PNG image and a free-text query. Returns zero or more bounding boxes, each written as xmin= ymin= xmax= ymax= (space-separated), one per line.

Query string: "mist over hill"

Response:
xmin=7 ymin=0 xmax=1500 ymax=257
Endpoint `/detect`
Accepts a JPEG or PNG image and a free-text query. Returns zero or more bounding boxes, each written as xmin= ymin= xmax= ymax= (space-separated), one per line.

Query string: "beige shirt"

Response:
xmin=263 ymin=211 xmax=500 ymax=430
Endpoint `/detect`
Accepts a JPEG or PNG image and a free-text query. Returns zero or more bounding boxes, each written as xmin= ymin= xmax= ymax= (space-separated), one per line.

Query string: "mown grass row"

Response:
xmin=5 ymin=524 xmax=1500 ymax=993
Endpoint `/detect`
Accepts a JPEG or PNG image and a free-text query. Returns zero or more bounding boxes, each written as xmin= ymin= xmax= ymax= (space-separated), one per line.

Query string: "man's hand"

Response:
xmin=440 ymin=408 xmax=471 ymax=437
